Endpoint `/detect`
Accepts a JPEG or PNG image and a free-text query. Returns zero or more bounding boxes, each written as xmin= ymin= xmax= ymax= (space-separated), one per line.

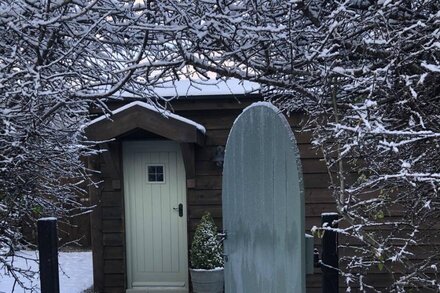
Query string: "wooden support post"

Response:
xmin=88 ymin=156 xmax=104 ymax=292
xmin=321 ymin=213 xmax=339 ymax=293
xmin=38 ymin=217 xmax=60 ymax=293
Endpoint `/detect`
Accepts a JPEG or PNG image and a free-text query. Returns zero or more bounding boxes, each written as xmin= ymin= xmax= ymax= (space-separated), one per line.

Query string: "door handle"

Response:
xmin=173 ymin=203 xmax=183 ymax=217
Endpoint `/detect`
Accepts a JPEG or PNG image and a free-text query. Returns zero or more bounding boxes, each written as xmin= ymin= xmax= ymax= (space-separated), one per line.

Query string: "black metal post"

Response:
xmin=321 ymin=213 xmax=339 ymax=293
xmin=37 ymin=217 xmax=60 ymax=293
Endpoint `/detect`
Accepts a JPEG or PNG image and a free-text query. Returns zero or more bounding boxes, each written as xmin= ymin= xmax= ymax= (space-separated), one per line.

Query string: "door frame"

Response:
xmin=122 ymin=140 xmax=189 ymax=292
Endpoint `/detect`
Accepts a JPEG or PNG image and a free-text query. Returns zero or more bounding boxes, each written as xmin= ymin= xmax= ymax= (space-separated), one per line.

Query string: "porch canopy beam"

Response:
xmin=85 ymin=101 xmax=205 ymax=145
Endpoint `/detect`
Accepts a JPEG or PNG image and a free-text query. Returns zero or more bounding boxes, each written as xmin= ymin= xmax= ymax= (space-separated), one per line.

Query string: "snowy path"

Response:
xmin=0 ymin=251 xmax=93 ymax=293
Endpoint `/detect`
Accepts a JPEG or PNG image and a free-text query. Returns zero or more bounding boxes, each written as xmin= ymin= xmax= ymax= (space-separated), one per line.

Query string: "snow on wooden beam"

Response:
xmin=85 ymin=101 xmax=205 ymax=145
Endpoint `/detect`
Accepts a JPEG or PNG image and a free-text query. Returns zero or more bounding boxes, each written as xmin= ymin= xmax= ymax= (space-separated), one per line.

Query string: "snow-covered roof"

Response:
xmin=87 ymin=101 xmax=206 ymax=134
xmin=90 ymin=78 xmax=261 ymax=100
xmin=85 ymin=101 xmax=206 ymax=145
xmin=152 ymin=79 xmax=260 ymax=98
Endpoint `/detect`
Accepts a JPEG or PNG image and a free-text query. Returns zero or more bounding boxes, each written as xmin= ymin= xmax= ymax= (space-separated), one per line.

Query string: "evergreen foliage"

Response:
xmin=190 ymin=212 xmax=223 ymax=270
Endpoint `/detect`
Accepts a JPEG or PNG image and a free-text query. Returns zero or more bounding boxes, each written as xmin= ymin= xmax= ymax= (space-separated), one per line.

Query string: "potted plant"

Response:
xmin=190 ymin=212 xmax=224 ymax=293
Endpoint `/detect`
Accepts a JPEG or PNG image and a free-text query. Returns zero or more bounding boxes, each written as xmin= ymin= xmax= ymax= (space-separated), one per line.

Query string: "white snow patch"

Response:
xmin=190 ymin=267 xmax=224 ymax=272
xmin=418 ymin=73 xmax=428 ymax=84
xmin=332 ymin=67 xmax=345 ymax=74
xmin=87 ymin=101 xmax=206 ymax=134
xmin=91 ymin=78 xmax=260 ymax=99
xmin=364 ymin=99 xmax=377 ymax=108
xmin=38 ymin=217 xmax=57 ymax=221
xmin=424 ymin=200 xmax=431 ymax=209
xmin=421 ymin=62 xmax=440 ymax=72
xmin=0 ymin=251 xmax=93 ymax=293
xmin=321 ymin=212 xmax=339 ymax=216
xmin=153 ymin=79 xmax=260 ymax=97
xmin=363 ymin=37 xmax=387 ymax=45
xmin=401 ymin=161 xmax=411 ymax=169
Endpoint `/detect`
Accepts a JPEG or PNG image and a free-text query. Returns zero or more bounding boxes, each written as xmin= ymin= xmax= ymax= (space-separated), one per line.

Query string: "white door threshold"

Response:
xmin=127 ymin=288 xmax=188 ymax=293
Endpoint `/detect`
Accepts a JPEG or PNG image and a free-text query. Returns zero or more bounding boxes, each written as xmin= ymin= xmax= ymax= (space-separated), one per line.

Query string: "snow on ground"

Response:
xmin=0 ymin=251 xmax=93 ymax=293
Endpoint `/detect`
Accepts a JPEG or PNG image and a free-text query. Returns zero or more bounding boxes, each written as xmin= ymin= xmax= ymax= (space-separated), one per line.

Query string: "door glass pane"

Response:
xmin=147 ymin=165 xmax=165 ymax=183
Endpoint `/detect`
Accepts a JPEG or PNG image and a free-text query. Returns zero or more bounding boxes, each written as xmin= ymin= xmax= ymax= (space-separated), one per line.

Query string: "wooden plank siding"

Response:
xmin=91 ymin=98 xmax=377 ymax=292
xmin=91 ymin=141 xmax=127 ymax=293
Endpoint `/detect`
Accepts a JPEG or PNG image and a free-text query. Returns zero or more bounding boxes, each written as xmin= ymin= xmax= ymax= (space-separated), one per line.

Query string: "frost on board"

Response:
xmin=222 ymin=102 xmax=311 ymax=293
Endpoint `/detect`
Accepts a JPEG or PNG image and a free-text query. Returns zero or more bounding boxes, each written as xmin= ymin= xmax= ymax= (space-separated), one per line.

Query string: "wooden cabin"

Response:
xmin=85 ymin=80 xmax=337 ymax=293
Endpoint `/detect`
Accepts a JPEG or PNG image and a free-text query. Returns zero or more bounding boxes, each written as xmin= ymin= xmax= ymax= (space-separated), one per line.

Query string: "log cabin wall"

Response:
xmin=89 ymin=141 xmax=126 ymax=293
xmin=89 ymin=97 xmax=342 ymax=292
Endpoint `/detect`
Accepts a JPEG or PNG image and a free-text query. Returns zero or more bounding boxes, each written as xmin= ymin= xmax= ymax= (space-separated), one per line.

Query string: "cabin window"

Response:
xmin=147 ymin=165 xmax=165 ymax=183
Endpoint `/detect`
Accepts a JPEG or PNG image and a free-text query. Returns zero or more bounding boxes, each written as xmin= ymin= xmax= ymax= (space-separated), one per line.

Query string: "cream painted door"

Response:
xmin=123 ymin=141 xmax=188 ymax=292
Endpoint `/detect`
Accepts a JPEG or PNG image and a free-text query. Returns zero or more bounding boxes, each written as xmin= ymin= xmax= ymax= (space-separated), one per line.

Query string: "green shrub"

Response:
xmin=190 ymin=212 xmax=223 ymax=269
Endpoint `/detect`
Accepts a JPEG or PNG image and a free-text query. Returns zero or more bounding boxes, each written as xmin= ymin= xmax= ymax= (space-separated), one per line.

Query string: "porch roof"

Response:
xmin=85 ymin=101 xmax=205 ymax=145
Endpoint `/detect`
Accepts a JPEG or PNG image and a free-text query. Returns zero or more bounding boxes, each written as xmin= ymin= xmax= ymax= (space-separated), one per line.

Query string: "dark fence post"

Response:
xmin=321 ymin=212 xmax=339 ymax=293
xmin=38 ymin=217 xmax=60 ymax=293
